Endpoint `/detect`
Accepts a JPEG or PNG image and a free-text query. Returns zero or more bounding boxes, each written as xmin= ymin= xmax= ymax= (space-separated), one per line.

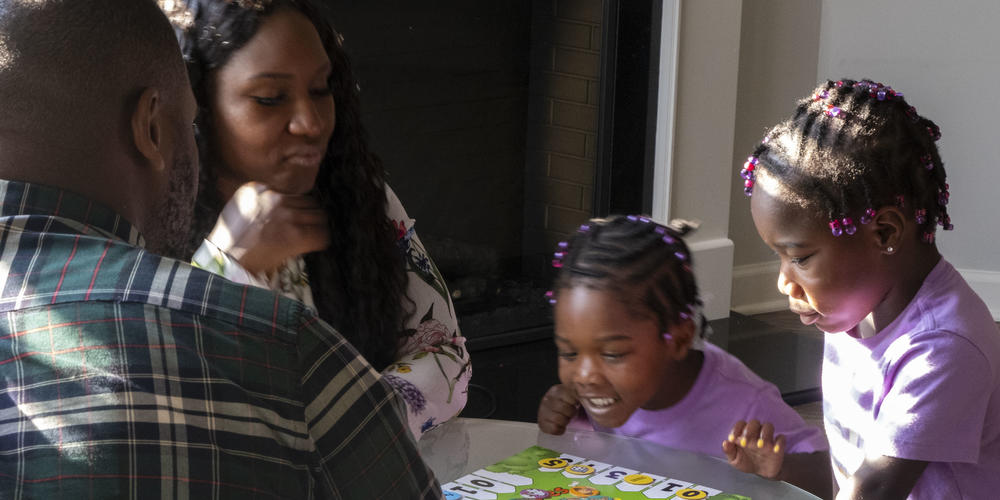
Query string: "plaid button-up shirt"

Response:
xmin=0 ymin=180 xmax=441 ymax=499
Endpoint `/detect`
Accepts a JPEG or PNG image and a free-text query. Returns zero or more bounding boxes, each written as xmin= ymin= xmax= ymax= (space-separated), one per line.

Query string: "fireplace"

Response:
xmin=328 ymin=0 xmax=663 ymax=421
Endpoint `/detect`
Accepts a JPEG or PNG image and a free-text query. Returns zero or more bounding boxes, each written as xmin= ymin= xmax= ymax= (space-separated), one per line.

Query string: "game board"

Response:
xmin=440 ymin=445 xmax=751 ymax=499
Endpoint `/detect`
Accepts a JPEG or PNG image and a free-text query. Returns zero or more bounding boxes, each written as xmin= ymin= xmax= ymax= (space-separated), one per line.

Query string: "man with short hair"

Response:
xmin=0 ymin=1 xmax=440 ymax=498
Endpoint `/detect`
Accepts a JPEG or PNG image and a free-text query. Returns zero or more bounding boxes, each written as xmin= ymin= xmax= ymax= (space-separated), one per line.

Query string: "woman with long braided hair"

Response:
xmin=732 ymin=79 xmax=1000 ymax=499
xmin=160 ymin=0 xmax=470 ymax=439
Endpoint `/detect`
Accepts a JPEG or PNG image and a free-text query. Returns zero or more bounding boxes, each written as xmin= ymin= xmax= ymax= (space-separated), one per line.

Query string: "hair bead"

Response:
xmin=841 ymin=217 xmax=856 ymax=235
xmin=921 ymin=154 xmax=934 ymax=170
xmin=829 ymin=219 xmax=843 ymax=237
xmin=915 ymin=209 xmax=927 ymax=225
xmin=740 ymin=156 xmax=758 ymax=196
xmin=927 ymin=125 xmax=941 ymax=141
xmin=860 ymin=208 xmax=876 ymax=224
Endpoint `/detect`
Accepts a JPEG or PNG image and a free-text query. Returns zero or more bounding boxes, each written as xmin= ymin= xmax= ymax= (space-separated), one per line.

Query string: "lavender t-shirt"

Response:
xmin=823 ymin=259 xmax=1000 ymax=499
xmin=571 ymin=342 xmax=828 ymax=459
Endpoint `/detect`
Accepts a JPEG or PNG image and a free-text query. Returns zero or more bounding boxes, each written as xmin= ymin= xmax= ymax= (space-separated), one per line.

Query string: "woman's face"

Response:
xmin=209 ymin=8 xmax=336 ymax=196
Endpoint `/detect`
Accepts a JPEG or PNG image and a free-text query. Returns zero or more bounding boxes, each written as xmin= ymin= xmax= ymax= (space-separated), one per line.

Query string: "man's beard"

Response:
xmin=146 ymin=153 xmax=197 ymax=261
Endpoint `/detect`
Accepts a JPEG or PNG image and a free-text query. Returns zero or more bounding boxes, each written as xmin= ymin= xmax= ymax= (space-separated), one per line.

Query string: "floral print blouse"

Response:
xmin=192 ymin=186 xmax=471 ymax=439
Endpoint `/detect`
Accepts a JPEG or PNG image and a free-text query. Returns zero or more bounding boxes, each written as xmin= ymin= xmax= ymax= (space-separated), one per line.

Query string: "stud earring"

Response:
xmin=886 ymin=246 xmax=895 ymax=254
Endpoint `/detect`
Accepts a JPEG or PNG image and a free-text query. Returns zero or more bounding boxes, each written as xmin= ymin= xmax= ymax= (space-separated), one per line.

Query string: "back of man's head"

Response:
xmin=0 ymin=0 xmax=188 ymax=169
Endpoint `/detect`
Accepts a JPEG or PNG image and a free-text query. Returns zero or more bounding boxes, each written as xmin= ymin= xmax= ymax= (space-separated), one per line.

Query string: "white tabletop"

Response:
xmin=419 ymin=418 xmax=819 ymax=499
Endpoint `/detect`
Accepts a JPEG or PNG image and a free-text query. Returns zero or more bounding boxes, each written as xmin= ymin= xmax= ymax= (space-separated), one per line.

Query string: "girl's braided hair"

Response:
xmin=742 ymin=79 xmax=952 ymax=242
xmin=552 ymin=215 xmax=708 ymax=338
xmin=166 ymin=0 xmax=411 ymax=370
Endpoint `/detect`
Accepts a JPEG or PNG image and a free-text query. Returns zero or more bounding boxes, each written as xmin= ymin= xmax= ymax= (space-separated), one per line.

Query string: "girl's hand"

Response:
xmin=208 ymin=182 xmax=330 ymax=275
xmin=537 ymin=384 xmax=580 ymax=435
xmin=722 ymin=419 xmax=787 ymax=480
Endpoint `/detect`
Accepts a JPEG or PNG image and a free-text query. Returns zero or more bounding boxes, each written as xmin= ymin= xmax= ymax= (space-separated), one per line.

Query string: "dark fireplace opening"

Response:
xmin=328 ymin=0 xmax=661 ymax=421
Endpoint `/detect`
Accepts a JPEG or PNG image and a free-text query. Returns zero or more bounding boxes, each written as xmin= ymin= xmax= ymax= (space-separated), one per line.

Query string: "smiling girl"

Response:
xmin=536 ymin=215 xmax=830 ymax=498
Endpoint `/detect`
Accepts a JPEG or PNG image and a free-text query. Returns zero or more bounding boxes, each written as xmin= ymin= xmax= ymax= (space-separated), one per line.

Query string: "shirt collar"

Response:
xmin=0 ymin=179 xmax=145 ymax=247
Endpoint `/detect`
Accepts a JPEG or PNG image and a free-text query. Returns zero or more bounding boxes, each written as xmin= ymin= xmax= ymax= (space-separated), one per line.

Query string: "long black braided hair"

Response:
xmin=164 ymin=0 xmax=411 ymax=370
xmin=740 ymin=79 xmax=953 ymax=243
xmin=551 ymin=215 xmax=708 ymax=338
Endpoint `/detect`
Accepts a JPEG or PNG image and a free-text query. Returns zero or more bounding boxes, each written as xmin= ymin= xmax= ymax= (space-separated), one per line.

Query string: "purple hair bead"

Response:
xmin=654 ymin=226 xmax=667 ymax=235
xmin=674 ymin=251 xmax=687 ymax=261
xmin=744 ymin=186 xmax=753 ymax=196
xmin=627 ymin=215 xmax=639 ymax=222
xmin=554 ymin=251 xmax=566 ymax=260
xmin=921 ymin=154 xmax=934 ymax=170
xmin=662 ymin=235 xmax=675 ymax=245
xmin=915 ymin=209 xmax=927 ymax=225
xmin=829 ymin=219 xmax=843 ymax=237
xmin=842 ymin=217 xmax=856 ymax=235
xmin=825 ymin=105 xmax=841 ymax=117
xmin=860 ymin=208 xmax=876 ymax=225
xmin=877 ymin=89 xmax=887 ymax=101
xmin=578 ymin=224 xmax=591 ymax=233
xmin=557 ymin=241 xmax=569 ymax=250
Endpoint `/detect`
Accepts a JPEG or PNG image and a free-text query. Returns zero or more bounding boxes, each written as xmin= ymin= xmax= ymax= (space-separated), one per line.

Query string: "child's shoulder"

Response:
xmin=700 ymin=342 xmax=778 ymax=394
xmin=905 ymin=259 xmax=999 ymax=356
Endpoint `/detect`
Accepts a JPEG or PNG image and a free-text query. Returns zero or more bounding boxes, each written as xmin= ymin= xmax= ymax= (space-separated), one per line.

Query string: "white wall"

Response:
xmin=818 ymin=0 xmax=1000 ymax=318
xmin=663 ymin=0 xmax=743 ymax=320
xmin=728 ymin=0 xmax=823 ymax=314
xmin=729 ymin=0 xmax=1000 ymax=319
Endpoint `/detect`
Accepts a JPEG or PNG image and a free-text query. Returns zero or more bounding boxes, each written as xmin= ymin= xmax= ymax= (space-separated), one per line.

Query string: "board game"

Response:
xmin=440 ymin=445 xmax=751 ymax=499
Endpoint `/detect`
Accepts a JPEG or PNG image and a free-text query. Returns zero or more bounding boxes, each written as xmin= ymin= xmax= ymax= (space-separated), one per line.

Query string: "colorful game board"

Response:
xmin=440 ymin=445 xmax=751 ymax=499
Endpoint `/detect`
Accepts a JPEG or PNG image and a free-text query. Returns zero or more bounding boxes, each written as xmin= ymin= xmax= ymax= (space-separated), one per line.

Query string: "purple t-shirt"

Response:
xmin=823 ymin=259 xmax=1000 ymax=499
xmin=570 ymin=341 xmax=829 ymax=459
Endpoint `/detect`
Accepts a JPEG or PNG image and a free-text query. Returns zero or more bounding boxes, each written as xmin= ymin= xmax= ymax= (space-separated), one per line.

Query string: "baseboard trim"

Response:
xmin=731 ymin=261 xmax=785 ymax=315
xmin=689 ymin=238 xmax=734 ymax=322
xmin=733 ymin=260 xmax=1000 ymax=321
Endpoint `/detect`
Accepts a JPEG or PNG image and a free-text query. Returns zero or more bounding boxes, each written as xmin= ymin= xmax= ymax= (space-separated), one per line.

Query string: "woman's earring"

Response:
xmin=886 ymin=246 xmax=895 ymax=254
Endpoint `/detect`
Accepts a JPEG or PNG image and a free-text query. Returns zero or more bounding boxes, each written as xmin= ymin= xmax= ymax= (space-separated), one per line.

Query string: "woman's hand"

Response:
xmin=723 ymin=419 xmax=787 ymax=479
xmin=207 ymin=182 xmax=330 ymax=275
xmin=537 ymin=384 xmax=581 ymax=435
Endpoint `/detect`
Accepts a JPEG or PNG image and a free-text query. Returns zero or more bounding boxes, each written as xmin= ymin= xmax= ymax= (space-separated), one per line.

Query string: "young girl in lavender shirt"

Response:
xmin=729 ymin=79 xmax=1000 ymax=499
xmin=536 ymin=215 xmax=831 ymax=498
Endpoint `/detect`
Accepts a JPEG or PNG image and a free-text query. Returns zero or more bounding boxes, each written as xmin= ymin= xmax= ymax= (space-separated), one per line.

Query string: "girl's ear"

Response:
xmin=665 ymin=318 xmax=697 ymax=361
xmin=871 ymin=207 xmax=906 ymax=254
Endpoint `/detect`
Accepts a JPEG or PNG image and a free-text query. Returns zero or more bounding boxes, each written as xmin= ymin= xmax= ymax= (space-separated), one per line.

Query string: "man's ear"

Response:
xmin=871 ymin=206 xmax=906 ymax=254
xmin=131 ymin=87 xmax=165 ymax=171
xmin=666 ymin=318 xmax=697 ymax=361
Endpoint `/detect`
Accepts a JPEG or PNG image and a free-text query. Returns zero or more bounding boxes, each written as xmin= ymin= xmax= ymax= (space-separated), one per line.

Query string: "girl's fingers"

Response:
xmin=758 ymin=422 xmax=775 ymax=449
xmin=740 ymin=420 xmax=762 ymax=448
xmin=722 ymin=439 xmax=738 ymax=461
xmin=728 ymin=421 xmax=747 ymax=444
xmin=773 ymin=434 xmax=787 ymax=454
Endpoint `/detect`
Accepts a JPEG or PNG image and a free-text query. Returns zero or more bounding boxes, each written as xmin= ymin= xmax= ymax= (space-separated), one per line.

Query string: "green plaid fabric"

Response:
xmin=0 ymin=180 xmax=441 ymax=499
